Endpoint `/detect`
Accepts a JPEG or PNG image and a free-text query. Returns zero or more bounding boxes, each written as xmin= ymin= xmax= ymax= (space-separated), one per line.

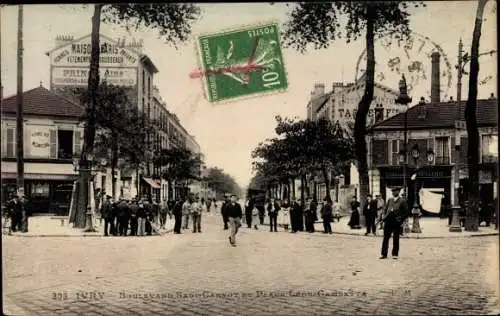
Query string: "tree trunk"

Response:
xmin=464 ymin=0 xmax=487 ymax=231
xmin=111 ymin=133 xmax=118 ymax=200
xmin=354 ymin=11 xmax=375 ymax=216
xmin=72 ymin=4 xmax=102 ymax=228
xmin=291 ymin=178 xmax=296 ymax=200
xmin=322 ymin=166 xmax=331 ymax=201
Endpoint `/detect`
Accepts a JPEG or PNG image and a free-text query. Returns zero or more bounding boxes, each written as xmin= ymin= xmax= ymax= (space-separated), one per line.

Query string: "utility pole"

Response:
xmin=16 ymin=5 xmax=24 ymax=196
xmin=450 ymin=39 xmax=465 ymax=232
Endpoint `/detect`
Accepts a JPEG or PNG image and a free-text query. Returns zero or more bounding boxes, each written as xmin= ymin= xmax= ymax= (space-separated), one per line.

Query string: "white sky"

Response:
xmin=1 ymin=2 xmax=497 ymax=188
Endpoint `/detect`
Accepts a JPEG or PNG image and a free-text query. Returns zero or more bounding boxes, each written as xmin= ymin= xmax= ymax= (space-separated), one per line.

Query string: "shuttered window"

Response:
xmin=372 ymin=139 xmax=389 ymax=165
xmin=50 ymin=129 xmax=57 ymax=159
xmin=6 ymin=128 xmax=15 ymax=158
xmin=73 ymin=130 xmax=82 ymax=157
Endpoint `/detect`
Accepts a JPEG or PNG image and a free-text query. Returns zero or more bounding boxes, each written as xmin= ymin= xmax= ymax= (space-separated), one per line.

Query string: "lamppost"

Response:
xmin=395 ymin=74 xmax=412 ymax=197
xmin=72 ymin=153 xmax=106 ymax=232
xmin=408 ymin=144 xmax=435 ymax=233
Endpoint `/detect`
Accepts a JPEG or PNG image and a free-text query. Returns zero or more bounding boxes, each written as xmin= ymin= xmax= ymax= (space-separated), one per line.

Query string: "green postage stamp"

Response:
xmin=196 ymin=22 xmax=288 ymax=103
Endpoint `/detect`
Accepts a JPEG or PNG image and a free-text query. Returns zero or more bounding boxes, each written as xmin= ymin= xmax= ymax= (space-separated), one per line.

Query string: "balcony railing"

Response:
xmin=434 ymin=155 xmax=450 ymax=165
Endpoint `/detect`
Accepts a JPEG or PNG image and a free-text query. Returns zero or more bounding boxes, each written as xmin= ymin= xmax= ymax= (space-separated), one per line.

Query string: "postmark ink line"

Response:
xmin=242 ymin=36 xmax=261 ymax=87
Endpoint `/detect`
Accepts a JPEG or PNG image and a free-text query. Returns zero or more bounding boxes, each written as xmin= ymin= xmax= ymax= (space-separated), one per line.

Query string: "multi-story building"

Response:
xmin=1 ymin=85 xmax=84 ymax=214
xmin=367 ymin=95 xmax=498 ymax=216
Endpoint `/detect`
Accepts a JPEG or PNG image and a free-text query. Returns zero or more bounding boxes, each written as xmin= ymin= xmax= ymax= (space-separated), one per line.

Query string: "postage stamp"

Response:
xmin=196 ymin=22 xmax=288 ymax=103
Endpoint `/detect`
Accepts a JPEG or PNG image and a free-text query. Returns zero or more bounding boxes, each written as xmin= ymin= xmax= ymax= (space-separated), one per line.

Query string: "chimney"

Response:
xmin=311 ymin=83 xmax=325 ymax=100
xmin=431 ymin=52 xmax=441 ymax=103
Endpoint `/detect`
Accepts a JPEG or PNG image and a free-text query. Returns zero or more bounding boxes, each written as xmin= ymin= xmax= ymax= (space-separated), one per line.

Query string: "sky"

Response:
xmin=1 ymin=2 xmax=497 ymax=188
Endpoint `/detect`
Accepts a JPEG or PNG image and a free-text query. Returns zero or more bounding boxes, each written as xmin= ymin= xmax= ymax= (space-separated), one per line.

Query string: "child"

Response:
xmin=252 ymin=204 xmax=259 ymax=230
xmin=281 ymin=202 xmax=291 ymax=231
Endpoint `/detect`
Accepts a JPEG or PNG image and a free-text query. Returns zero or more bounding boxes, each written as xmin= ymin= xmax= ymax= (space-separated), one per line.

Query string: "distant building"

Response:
xmin=367 ymin=97 xmax=498 ymax=214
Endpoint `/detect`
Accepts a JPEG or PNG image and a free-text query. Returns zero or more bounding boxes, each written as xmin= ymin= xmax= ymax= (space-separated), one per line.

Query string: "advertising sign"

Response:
xmin=50 ymin=35 xmax=140 ymax=67
xmin=28 ymin=126 xmax=51 ymax=158
xmin=51 ymin=67 xmax=137 ymax=87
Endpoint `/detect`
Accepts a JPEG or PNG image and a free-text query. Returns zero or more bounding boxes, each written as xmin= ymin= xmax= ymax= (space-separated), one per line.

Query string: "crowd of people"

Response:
xmin=2 ymin=193 xmax=32 ymax=234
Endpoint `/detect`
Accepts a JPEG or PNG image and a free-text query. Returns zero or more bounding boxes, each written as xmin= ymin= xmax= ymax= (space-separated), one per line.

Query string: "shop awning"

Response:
xmin=1 ymin=172 xmax=75 ymax=181
xmin=142 ymin=177 xmax=161 ymax=189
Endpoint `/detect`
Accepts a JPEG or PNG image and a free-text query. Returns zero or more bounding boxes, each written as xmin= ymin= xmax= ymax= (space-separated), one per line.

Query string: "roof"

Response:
xmin=1 ymin=86 xmax=85 ymax=118
xmin=370 ymin=98 xmax=498 ymax=131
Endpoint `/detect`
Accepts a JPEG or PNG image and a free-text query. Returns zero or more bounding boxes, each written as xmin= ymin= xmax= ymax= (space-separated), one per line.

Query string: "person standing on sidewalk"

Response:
xmin=117 ymin=198 xmax=130 ymax=236
xmin=280 ymin=200 xmax=291 ymax=231
xmin=102 ymin=195 xmax=114 ymax=236
xmin=363 ymin=194 xmax=378 ymax=236
xmin=137 ymin=199 xmax=147 ymax=236
xmin=227 ymin=194 xmax=243 ymax=246
xmin=191 ymin=196 xmax=203 ymax=233
xmin=376 ymin=194 xmax=385 ymax=230
xmin=348 ymin=196 xmax=361 ymax=229
xmin=159 ymin=200 xmax=169 ymax=230
xmin=322 ymin=197 xmax=333 ymax=234
xmin=245 ymin=198 xmax=253 ymax=228
xmin=380 ymin=187 xmax=409 ymax=260
xmin=251 ymin=203 xmax=260 ymax=230
xmin=290 ymin=198 xmax=302 ymax=233
xmin=267 ymin=198 xmax=280 ymax=232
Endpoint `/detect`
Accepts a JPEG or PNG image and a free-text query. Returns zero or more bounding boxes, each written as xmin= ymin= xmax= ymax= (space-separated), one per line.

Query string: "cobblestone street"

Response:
xmin=3 ymin=213 xmax=499 ymax=315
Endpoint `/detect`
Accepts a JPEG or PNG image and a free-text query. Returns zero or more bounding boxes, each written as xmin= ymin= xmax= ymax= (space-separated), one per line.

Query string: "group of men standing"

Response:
xmin=4 ymin=193 xmax=31 ymax=233
xmin=99 ymin=194 xmax=167 ymax=236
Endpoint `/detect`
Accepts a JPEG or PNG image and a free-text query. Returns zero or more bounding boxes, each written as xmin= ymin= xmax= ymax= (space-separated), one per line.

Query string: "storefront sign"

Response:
xmin=51 ymin=67 xmax=137 ymax=87
xmin=50 ymin=35 xmax=140 ymax=67
xmin=28 ymin=126 xmax=51 ymax=158
xmin=384 ymin=167 xmax=450 ymax=179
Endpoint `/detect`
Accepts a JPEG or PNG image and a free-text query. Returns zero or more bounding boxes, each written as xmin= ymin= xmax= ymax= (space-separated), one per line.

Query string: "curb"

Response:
xmin=260 ymin=223 xmax=499 ymax=239
xmin=4 ymin=228 xmax=175 ymax=238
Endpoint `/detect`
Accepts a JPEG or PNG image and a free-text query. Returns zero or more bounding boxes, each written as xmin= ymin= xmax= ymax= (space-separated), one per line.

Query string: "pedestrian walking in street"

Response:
xmin=172 ymin=198 xmax=183 ymax=234
xmin=221 ymin=194 xmax=230 ymax=230
xmin=348 ymin=196 xmax=361 ymax=229
xmin=280 ymin=200 xmax=291 ymax=231
xmin=182 ymin=197 xmax=192 ymax=230
xmin=379 ymin=187 xmax=409 ymax=259
xmin=251 ymin=203 xmax=259 ymax=230
xmin=191 ymin=196 xmax=203 ymax=233
xmin=363 ymin=194 xmax=378 ymax=236
xmin=267 ymin=198 xmax=280 ymax=232
xmin=137 ymin=199 xmax=147 ymax=236
xmin=376 ymin=194 xmax=385 ymax=230
xmin=227 ymin=194 xmax=243 ymax=246
xmin=102 ymin=195 xmax=114 ymax=236
xmin=321 ymin=197 xmax=333 ymax=234
xmin=129 ymin=198 xmax=139 ymax=236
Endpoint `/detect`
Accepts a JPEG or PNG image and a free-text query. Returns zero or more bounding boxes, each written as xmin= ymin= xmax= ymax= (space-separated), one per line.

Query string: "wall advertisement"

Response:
xmin=51 ymin=67 xmax=137 ymax=87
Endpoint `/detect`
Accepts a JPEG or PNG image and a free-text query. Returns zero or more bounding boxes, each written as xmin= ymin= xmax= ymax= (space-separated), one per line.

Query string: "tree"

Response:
xmin=154 ymin=146 xmax=202 ymax=199
xmin=464 ymin=0 xmax=489 ymax=231
xmin=282 ymin=1 xmax=423 ymax=212
xmin=72 ymin=4 xmax=201 ymax=228
xmin=205 ymin=167 xmax=243 ymax=199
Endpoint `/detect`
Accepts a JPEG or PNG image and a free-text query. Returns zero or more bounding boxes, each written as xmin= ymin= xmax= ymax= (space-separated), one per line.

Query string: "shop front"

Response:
xmin=379 ymin=165 xmax=452 ymax=217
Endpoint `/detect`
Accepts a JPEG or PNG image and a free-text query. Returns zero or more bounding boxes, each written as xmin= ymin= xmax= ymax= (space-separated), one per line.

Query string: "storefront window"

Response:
xmin=482 ymin=134 xmax=498 ymax=163
xmin=31 ymin=183 xmax=50 ymax=198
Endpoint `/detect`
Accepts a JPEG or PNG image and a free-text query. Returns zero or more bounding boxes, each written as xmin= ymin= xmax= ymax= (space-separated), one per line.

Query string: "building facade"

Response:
xmin=367 ymin=97 xmax=498 ymax=216
xmin=1 ymin=86 xmax=84 ymax=214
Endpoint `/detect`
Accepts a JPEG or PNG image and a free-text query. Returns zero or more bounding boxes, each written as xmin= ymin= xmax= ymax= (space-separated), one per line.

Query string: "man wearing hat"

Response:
xmin=101 ymin=195 xmax=114 ymax=236
xmin=227 ymin=194 xmax=243 ymax=246
xmin=379 ymin=187 xmax=409 ymax=259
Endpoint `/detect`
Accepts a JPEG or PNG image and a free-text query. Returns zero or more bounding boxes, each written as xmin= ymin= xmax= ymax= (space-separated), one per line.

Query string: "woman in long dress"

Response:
xmin=348 ymin=196 xmax=361 ymax=229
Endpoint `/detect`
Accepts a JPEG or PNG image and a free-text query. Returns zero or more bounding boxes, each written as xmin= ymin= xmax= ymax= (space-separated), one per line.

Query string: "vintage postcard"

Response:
xmin=1 ymin=2 xmax=498 ymax=316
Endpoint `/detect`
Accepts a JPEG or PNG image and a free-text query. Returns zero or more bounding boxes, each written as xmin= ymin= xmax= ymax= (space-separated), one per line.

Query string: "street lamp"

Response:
xmin=409 ymin=144 xmax=435 ymax=233
xmin=395 ymin=74 xmax=412 ymax=198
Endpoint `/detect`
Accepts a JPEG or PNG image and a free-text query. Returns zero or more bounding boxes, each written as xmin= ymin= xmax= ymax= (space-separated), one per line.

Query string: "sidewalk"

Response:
xmin=3 ymin=216 xmax=175 ymax=237
xmin=263 ymin=216 xmax=498 ymax=238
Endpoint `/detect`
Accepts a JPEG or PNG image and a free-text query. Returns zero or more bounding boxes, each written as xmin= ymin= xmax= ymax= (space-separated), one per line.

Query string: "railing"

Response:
xmin=434 ymin=156 xmax=450 ymax=165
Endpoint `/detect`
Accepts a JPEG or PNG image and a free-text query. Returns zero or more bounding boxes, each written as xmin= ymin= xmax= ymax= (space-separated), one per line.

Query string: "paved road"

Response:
xmin=3 ymin=212 xmax=499 ymax=315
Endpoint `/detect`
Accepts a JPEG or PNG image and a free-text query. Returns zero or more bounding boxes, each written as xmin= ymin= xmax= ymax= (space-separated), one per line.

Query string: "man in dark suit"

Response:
xmin=227 ymin=194 xmax=243 ymax=246
xmin=221 ymin=194 xmax=231 ymax=230
xmin=101 ymin=196 xmax=114 ymax=237
xmin=172 ymin=198 xmax=183 ymax=234
xmin=322 ymin=197 xmax=333 ymax=234
xmin=267 ymin=198 xmax=280 ymax=232
xmin=363 ymin=194 xmax=378 ymax=236
xmin=380 ymin=187 xmax=409 ymax=259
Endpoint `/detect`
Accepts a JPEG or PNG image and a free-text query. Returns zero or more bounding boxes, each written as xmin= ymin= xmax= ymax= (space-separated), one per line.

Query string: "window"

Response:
xmin=391 ymin=139 xmax=400 ymax=165
xmin=142 ymin=70 xmax=146 ymax=93
xmin=57 ymin=130 xmax=74 ymax=159
xmin=148 ymin=76 xmax=151 ymax=99
xmin=435 ymin=137 xmax=450 ymax=165
xmin=481 ymin=134 xmax=498 ymax=163
xmin=5 ymin=127 xmax=15 ymax=158
xmin=31 ymin=182 xmax=50 ymax=198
